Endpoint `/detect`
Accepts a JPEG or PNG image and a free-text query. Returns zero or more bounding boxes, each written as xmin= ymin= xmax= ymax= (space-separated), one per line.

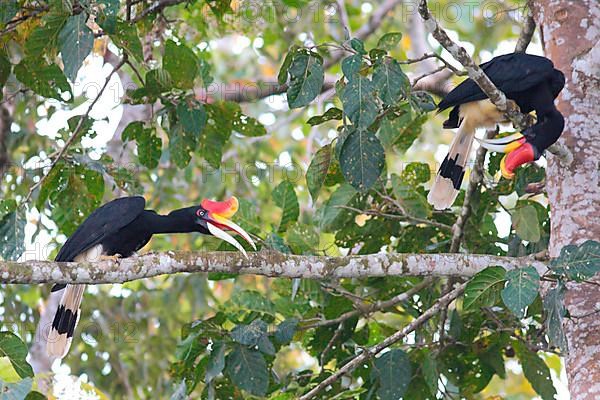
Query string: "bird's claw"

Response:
xmin=99 ymin=254 xmax=121 ymax=262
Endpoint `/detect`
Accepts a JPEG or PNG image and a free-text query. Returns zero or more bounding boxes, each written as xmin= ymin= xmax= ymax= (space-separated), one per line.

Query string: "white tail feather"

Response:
xmin=46 ymin=284 xmax=85 ymax=358
xmin=428 ymin=120 xmax=476 ymax=210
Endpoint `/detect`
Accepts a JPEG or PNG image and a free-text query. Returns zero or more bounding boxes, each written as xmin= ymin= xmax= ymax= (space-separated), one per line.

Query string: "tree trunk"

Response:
xmin=533 ymin=1 xmax=600 ymax=398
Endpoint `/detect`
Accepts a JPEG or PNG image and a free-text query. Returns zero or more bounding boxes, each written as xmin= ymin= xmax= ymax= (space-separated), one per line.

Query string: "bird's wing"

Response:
xmin=54 ymin=196 xmax=146 ymax=262
xmin=438 ymin=54 xmax=556 ymax=111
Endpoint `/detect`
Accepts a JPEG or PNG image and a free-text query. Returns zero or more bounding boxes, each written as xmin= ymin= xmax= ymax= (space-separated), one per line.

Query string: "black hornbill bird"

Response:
xmin=427 ymin=53 xmax=565 ymax=210
xmin=46 ymin=196 xmax=256 ymax=358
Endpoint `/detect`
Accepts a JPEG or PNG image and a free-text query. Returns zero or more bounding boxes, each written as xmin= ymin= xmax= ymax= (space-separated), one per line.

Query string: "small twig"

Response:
xmin=335 ymin=0 xmax=352 ymax=39
xmin=20 ymin=57 xmax=127 ymax=208
xmin=335 ymin=204 xmax=452 ymax=231
xmin=299 ymin=282 xmax=467 ymax=400
xmin=304 ymin=278 xmax=435 ymax=330
xmin=515 ymin=1 xmax=536 ymax=53
xmin=320 ymin=322 xmax=345 ymax=367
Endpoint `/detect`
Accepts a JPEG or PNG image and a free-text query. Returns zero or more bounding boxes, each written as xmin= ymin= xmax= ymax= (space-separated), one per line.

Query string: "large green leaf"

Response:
xmin=177 ymin=99 xmax=207 ymax=136
xmin=391 ymin=173 xmax=431 ymax=219
xmin=0 ymin=211 xmax=25 ymax=261
xmin=341 ymin=54 xmax=362 ymax=78
xmin=122 ymin=122 xmax=162 ymax=169
xmin=511 ymin=204 xmax=541 ymax=243
xmin=58 ymin=13 xmax=94 ymax=81
xmin=98 ymin=0 xmax=119 ymax=33
xmin=339 ymin=128 xmax=385 ymax=192
xmin=111 ymin=22 xmax=144 ymax=62
xmin=164 ymin=40 xmax=198 ymax=89
xmin=373 ymin=58 xmax=409 ymax=105
xmin=225 ymin=345 xmax=268 ymax=397
xmin=549 ymin=240 xmax=600 ymax=281
xmin=230 ymin=319 xmax=274 ymax=355
xmin=501 ymin=266 xmax=540 ymax=318
xmin=371 ymin=349 xmax=411 ymax=400
xmin=515 ymin=342 xmax=557 ymax=400
xmin=272 ymin=180 xmax=299 ymax=232
xmin=376 ymin=32 xmax=403 ymax=51
xmin=199 ymin=102 xmax=237 ymax=168
xmin=286 ymin=51 xmax=324 ymax=109
xmin=463 ymin=266 xmax=507 ymax=311
xmin=25 ymin=13 xmax=68 ymax=57
xmin=0 ymin=332 xmax=34 ymax=379
xmin=306 ymin=143 xmax=333 ymax=202
xmin=318 ymin=183 xmax=357 ymax=231
xmin=287 ymin=223 xmax=319 ymax=255
xmin=274 ymin=318 xmax=298 ymax=344
xmin=543 ymin=283 xmax=568 ymax=351
xmin=14 ymin=59 xmax=72 ymax=101
xmin=341 ymin=75 xmax=378 ymax=130
xmin=205 ymin=341 xmax=226 ymax=385
xmin=277 ymin=45 xmax=298 ymax=85
xmin=306 ymin=107 xmax=343 ymax=126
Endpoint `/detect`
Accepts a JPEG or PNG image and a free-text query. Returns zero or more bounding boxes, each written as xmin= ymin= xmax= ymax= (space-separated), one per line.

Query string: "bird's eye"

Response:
xmin=197 ymin=210 xmax=205 ymax=217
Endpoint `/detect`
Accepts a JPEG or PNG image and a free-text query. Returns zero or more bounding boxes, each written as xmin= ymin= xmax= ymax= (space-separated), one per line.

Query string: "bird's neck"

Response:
xmin=144 ymin=211 xmax=197 ymax=234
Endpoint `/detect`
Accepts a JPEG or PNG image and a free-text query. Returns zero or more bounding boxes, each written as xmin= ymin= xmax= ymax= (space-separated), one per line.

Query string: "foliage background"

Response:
xmin=0 ymin=0 xmax=574 ymax=399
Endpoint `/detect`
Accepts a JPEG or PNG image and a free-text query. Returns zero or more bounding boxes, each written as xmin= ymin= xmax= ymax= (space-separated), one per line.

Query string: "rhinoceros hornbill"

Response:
xmin=427 ymin=53 xmax=565 ymax=210
xmin=46 ymin=196 xmax=255 ymax=358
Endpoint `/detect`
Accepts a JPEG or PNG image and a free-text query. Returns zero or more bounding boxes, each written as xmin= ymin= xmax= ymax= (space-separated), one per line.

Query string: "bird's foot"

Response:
xmin=99 ymin=254 xmax=122 ymax=262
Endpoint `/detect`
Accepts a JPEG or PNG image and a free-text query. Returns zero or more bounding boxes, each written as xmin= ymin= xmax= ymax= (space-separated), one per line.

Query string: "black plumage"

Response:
xmin=428 ymin=53 xmax=565 ymax=210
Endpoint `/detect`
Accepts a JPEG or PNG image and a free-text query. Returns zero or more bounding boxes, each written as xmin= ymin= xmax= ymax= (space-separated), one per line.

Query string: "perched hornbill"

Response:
xmin=46 ymin=196 xmax=256 ymax=358
xmin=427 ymin=53 xmax=565 ymax=210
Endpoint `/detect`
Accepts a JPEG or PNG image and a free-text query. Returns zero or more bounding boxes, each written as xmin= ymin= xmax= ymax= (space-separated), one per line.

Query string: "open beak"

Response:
xmin=476 ymin=132 xmax=525 ymax=153
xmin=201 ymin=197 xmax=257 ymax=258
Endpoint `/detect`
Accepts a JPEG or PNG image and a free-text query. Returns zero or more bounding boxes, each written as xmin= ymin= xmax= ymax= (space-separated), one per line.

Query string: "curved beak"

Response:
xmin=200 ymin=197 xmax=257 ymax=258
xmin=476 ymin=132 xmax=525 ymax=153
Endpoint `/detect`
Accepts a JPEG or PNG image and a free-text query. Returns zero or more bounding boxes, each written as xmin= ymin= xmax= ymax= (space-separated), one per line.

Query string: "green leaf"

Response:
xmin=512 ymin=204 xmax=541 ymax=243
xmin=263 ymin=233 xmax=291 ymax=253
xmin=278 ymin=45 xmax=298 ymax=85
xmin=371 ymin=349 xmax=411 ymax=400
xmin=205 ymin=342 xmax=226 ymax=384
xmin=410 ymin=91 xmax=437 ymax=113
xmin=0 ymin=1 xmax=17 ymax=24
xmin=111 ymin=22 xmax=144 ymax=62
xmin=0 ymin=211 xmax=25 ymax=261
xmin=339 ymin=128 xmax=385 ymax=192
xmin=0 ymin=377 xmax=32 ymax=400
xmin=378 ymin=106 xmax=427 ymax=153
xmin=164 ymin=40 xmax=198 ymax=89
xmin=225 ymin=345 xmax=268 ymax=397
xmin=391 ymin=174 xmax=431 ymax=219
xmin=341 ymin=54 xmax=362 ymax=78
xmin=168 ymin=124 xmax=196 ymax=168
xmin=463 ymin=266 xmax=507 ymax=311
xmin=58 ymin=13 xmax=94 ymax=81
xmin=0 ymin=200 xmax=16 ymax=220
xmin=122 ymin=122 xmax=162 ymax=169
xmin=501 ymin=266 xmax=540 ymax=318
xmin=350 ymin=38 xmax=366 ymax=55
xmin=0 ymin=332 xmax=34 ymax=379
xmin=25 ymin=13 xmax=68 ymax=57
xmin=373 ymin=58 xmax=409 ymax=105
xmin=306 ymin=107 xmax=343 ymax=126
xmin=98 ymin=0 xmax=119 ymax=34
xmin=422 ymin=353 xmax=439 ymax=396
xmin=230 ymin=290 xmax=276 ymax=316
xmin=401 ymin=162 xmax=431 ymax=185
xmin=287 ymin=223 xmax=319 ymax=255
xmin=177 ymin=99 xmax=207 ymax=135
xmin=376 ymin=32 xmax=403 ymax=51
xmin=199 ymin=102 xmax=237 ymax=168
xmin=319 ymin=183 xmax=357 ymax=231
xmin=272 ymin=180 xmax=299 ymax=232
xmin=24 ymin=391 xmax=46 ymax=400
xmin=275 ymin=318 xmax=298 ymax=344
xmin=231 ymin=111 xmax=266 ymax=137
xmin=543 ymin=283 xmax=568 ymax=351
xmin=286 ymin=51 xmax=324 ymax=109
xmin=306 ymin=144 xmax=333 ymax=202
xmin=0 ymin=53 xmax=9 ymax=99
xmin=231 ymin=319 xmax=268 ymax=346
xmin=549 ymin=240 xmax=600 ymax=282
xmin=14 ymin=59 xmax=72 ymax=101
xmin=515 ymin=342 xmax=557 ymax=400
xmin=341 ymin=76 xmax=378 ymax=130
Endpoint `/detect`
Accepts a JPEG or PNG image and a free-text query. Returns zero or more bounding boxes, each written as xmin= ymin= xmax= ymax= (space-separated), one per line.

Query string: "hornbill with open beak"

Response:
xmin=427 ymin=53 xmax=565 ymax=210
xmin=46 ymin=196 xmax=255 ymax=358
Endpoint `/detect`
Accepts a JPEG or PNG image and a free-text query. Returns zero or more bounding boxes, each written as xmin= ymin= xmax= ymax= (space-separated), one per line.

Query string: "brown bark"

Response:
xmin=533 ymin=1 xmax=600 ymax=398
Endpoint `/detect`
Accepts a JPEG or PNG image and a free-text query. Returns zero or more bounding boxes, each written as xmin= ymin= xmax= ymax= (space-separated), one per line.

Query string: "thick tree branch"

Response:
xmin=417 ymin=0 xmax=572 ymax=163
xmin=1 ymin=251 xmax=547 ymax=284
xmin=515 ymin=1 xmax=536 ymax=53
